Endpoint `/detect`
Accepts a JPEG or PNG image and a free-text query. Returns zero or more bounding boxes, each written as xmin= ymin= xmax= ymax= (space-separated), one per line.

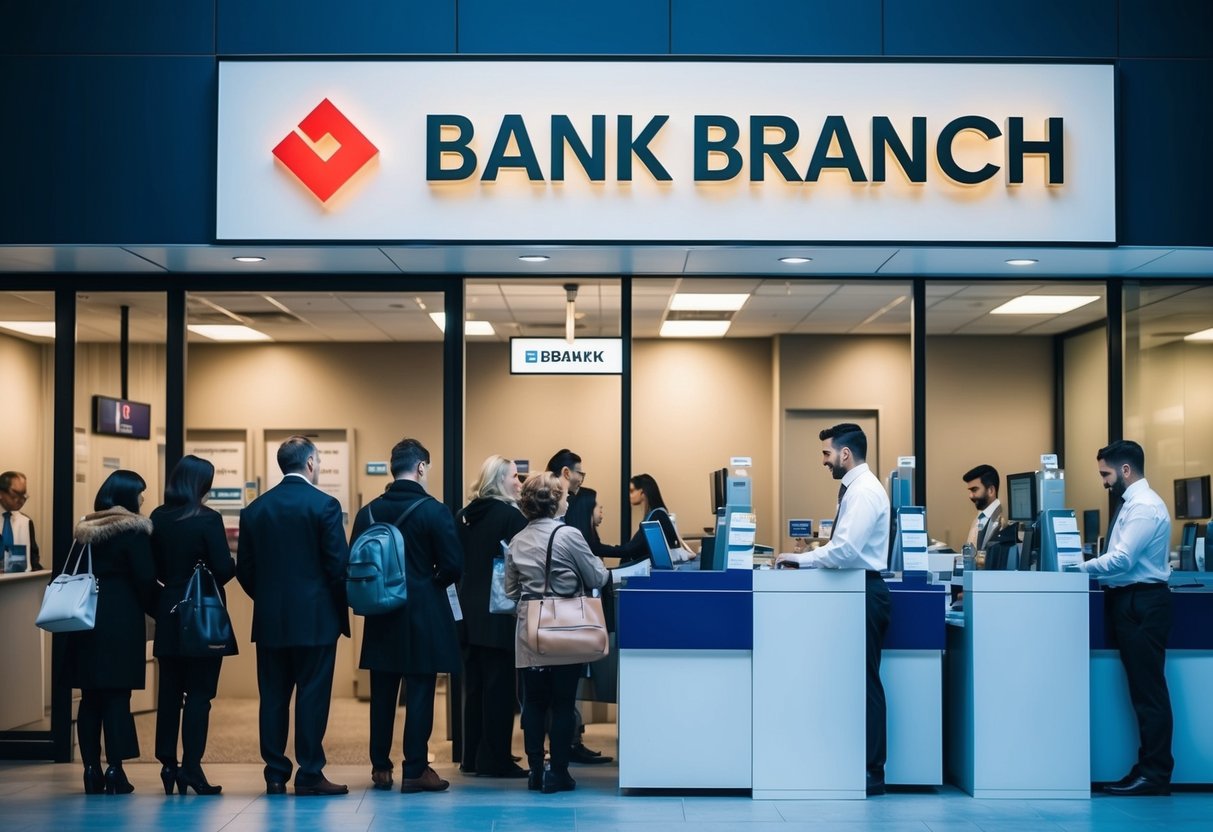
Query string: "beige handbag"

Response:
xmin=520 ymin=527 xmax=609 ymax=667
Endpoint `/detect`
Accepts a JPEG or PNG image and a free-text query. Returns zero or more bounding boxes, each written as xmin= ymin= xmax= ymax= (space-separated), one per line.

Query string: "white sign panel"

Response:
xmin=510 ymin=338 xmax=622 ymax=374
xmin=185 ymin=441 xmax=246 ymax=507
xmin=265 ymin=440 xmax=351 ymax=517
xmin=217 ymin=61 xmax=1116 ymax=243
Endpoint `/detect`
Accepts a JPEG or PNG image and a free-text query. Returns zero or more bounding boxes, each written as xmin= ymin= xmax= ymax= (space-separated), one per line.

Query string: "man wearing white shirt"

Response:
xmin=961 ymin=464 xmax=1002 ymax=551
xmin=1078 ymin=440 xmax=1173 ymax=796
xmin=776 ymin=423 xmax=891 ymax=796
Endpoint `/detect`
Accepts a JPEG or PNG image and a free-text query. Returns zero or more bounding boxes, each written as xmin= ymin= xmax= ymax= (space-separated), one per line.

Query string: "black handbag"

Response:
xmin=173 ymin=562 xmax=236 ymax=657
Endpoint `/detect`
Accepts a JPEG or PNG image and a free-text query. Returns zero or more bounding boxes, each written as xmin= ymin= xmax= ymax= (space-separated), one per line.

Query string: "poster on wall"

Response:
xmin=185 ymin=441 xmax=247 ymax=507
xmin=265 ymin=440 xmax=351 ymax=519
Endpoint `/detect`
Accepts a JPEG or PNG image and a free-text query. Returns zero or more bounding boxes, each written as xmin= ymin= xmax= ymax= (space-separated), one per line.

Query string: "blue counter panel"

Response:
xmin=618 ymin=583 xmax=752 ymax=651
xmin=622 ymin=569 xmax=752 ymax=592
xmin=1089 ymin=588 xmax=1213 ymax=650
xmin=885 ymin=582 xmax=947 ymax=650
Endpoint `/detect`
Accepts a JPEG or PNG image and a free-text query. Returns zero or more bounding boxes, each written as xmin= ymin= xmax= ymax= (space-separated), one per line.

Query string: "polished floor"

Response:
xmin=1 ymin=761 xmax=1209 ymax=832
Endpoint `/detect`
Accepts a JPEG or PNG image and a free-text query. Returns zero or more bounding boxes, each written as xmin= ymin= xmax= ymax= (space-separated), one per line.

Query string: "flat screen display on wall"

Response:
xmin=1174 ymin=475 xmax=1212 ymax=520
xmin=92 ymin=395 xmax=151 ymax=440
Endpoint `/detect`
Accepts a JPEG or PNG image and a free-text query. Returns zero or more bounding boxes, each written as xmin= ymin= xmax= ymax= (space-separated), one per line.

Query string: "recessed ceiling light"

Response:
xmin=1184 ymin=327 xmax=1213 ymax=342
xmin=1005 ymin=258 xmax=1038 ymax=266
xmin=518 ymin=255 xmax=550 ymax=263
xmin=188 ymin=324 xmax=272 ymax=341
xmin=232 ymin=256 xmax=266 ymax=263
xmin=0 ymin=321 xmax=55 ymax=338
xmin=990 ymin=295 xmax=1100 ymax=315
xmin=669 ymin=293 xmax=749 ymax=312
xmin=779 ymin=256 xmax=813 ymax=264
xmin=660 ymin=320 xmax=731 ymax=338
xmin=429 ymin=313 xmax=495 ymax=335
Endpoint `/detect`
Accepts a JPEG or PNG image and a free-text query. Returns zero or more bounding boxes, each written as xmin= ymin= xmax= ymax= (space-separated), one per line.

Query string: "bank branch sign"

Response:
xmin=510 ymin=338 xmax=623 ymax=375
xmin=217 ymin=61 xmax=1115 ymax=242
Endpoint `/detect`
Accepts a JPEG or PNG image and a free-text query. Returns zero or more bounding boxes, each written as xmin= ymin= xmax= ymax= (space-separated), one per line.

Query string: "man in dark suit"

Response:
xmin=355 ymin=438 xmax=463 ymax=793
xmin=237 ymin=436 xmax=350 ymax=796
xmin=962 ymin=464 xmax=1003 ymax=551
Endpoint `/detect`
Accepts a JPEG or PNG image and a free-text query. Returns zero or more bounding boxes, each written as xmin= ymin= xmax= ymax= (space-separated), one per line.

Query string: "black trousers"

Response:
xmin=370 ymin=670 xmax=437 ymax=779
xmin=866 ymin=573 xmax=892 ymax=777
xmin=77 ymin=688 xmax=138 ymax=766
xmin=461 ymin=644 xmax=517 ymax=774
xmin=255 ymin=642 xmax=337 ymax=784
xmin=1106 ymin=584 xmax=1174 ymax=783
xmin=155 ymin=655 xmax=223 ymax=771
xmin=521 ymin=664 xmax=581 ymax=775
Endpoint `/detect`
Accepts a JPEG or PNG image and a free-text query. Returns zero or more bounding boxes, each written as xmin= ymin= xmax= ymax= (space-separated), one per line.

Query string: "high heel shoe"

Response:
xmin=103 ymin=765 xmax=135 ymax=795
xmin=82 ymin=765 xmax=105 ymax=795
xmin=176 ymin=768 xmax=222 ymax=795
xmin=160 ymin=764 xmax=179 ymax=795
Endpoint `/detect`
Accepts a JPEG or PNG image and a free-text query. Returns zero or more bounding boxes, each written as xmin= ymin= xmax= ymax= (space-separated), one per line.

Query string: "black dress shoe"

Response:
xmin=528 ymin=769 xmax=544 ymax=791
xmin=103 ymin=765 xmax=135 ymax=795
xmin=371 ymin=769 xmax=393 ymax=790
xmin=160 ymin=764 xmax=179 ymax=795
xmin=266 ymin=781 xmax=287 ymax=795
xmin=1103 ymin=775 xmax=1170 ymax=796
xmin=82 ymin=765 xmax=105 ymax=795
xmin=1106 ymin=767 xmax=1141 ymax=789
xmin=177 ymin=768 xmax=222 ymax=795
xmin=479 ymin=763 xmax=530 ymax=779
xmin=866 ymin=772 xmax=886 ymax=796
xmin=542 ymin=770 xmax=576 ymax=794
xmin=569 ymin=743 xmax=613 ymax=765
xmin=295 ymin=775 xmax=350 ymax=796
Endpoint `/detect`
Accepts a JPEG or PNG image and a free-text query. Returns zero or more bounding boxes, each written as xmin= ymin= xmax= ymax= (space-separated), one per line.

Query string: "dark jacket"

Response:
xmin=355 ymin=479 xmax=464 ymax=675
xmin=150 ymin=504 xmax=238 ymax=657
xmin=236 ymin=475 xmax=350 ymax=647
xmin=63 ymin=507 xmax=155 ymax=690
xmin=455 ymin=497 xmax=527 ymax=650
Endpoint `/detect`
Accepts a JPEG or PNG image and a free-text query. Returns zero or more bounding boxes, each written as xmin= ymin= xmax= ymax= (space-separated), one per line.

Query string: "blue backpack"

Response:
xmin=346 ymin=498 xmax=429 ymax=616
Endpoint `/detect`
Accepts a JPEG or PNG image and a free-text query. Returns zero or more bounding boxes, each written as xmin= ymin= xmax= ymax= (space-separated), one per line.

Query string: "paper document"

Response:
xmin=1053 ymin=516 xmax=1079 ymax=534
xmin=902 ymin=532 xmax=929 ymax=550
xmin=900 ymin=513 xmax=925 ymax=531
xmin=1056 ymin=533 xmax=1083 ymax=551
xmin=611 ymin=560 xmax=651 ymax=584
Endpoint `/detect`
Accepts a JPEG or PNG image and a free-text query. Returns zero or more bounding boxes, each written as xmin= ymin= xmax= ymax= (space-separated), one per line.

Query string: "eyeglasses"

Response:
xmin=6 ymin=490 xmax=28 ymax=502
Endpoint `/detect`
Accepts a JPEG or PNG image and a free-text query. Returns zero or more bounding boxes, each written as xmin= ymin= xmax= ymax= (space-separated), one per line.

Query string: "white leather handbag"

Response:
xmin=35 ymin=543 xmax=99 ymax=633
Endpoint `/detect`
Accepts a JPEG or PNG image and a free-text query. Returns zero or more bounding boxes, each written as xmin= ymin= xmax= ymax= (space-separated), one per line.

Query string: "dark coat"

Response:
xmin=150 ymin=504 xmax=238 ymax=657
xmin=455 ymin=497 xmax=526 ymax=650
xmin=355 ymin=480 xmax=463 ymax=675
xmin=236 ymin=476 xmax=350 ymax=647
xmin=63 ymin=508 xmax=155 ymax=690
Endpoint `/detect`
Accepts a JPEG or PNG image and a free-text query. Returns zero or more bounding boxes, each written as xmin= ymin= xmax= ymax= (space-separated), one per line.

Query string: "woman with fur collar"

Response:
xmin=63 ymin=469 xmax=155 ymax=795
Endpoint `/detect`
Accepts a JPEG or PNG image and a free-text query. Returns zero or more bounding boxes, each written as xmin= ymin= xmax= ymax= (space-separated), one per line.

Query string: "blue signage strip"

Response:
xmin=209 ymin=488 xmax=242 ymax=501
xmin=788 ymin=519 xmax=813 ymax=538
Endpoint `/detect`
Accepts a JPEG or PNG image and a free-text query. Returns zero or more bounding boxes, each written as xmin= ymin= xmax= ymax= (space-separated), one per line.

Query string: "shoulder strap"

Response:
xmin=392 ymin=495 xmax=433 ymax=529
xmin=542 ymin=525 xmax=566 ymax=597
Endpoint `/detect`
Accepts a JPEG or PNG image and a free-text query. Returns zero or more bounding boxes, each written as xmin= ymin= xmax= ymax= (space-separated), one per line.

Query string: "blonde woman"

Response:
xmin=454 ymin=455 xmax=527 ymax=778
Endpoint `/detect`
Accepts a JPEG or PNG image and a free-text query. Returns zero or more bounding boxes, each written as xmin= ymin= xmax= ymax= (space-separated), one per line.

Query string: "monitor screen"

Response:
xmin=640 ymin=520 xmax=675 ymax=570
xmin=710 ymin=467 xmax=728 ymax=515
xmin=1174 ymin=475 xmax=1212 ymax=520
xmin=92 ymin=395 xmax=151 ymax=440
xmin=1006 ymin=472 xmax=1038 ymax=522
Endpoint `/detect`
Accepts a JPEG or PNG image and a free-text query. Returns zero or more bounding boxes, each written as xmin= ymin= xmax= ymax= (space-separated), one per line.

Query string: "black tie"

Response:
xmin=1103 ymin=499 xmax=1123 ymax=554
xmin=831 ymin=483 xmax=848 ymax=536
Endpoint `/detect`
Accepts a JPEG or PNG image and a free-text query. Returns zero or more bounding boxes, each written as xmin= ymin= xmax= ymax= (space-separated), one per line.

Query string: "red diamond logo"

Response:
xmin=273 ymin=98 xmax=378 ymax=203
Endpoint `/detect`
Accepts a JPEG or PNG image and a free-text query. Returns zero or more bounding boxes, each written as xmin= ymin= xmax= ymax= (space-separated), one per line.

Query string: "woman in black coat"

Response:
xmin=455 ymin=455 xmax=527 ymax=777
xmin=64 ymin=469 xmax=155 ymax=795
xmin=150 ymin=455 xmax=237 ymax=796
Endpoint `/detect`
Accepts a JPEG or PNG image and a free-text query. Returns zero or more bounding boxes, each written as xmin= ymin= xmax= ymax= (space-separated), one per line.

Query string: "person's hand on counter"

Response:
xmin=773 ymin=553 xmax=801 ymax=569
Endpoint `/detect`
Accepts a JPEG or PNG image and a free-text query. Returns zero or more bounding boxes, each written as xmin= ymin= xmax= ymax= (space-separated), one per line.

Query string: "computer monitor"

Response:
xmin=1006 ymin=472 xmax=1038 ymax=523
xmin=1082 ymin=509 xmax=1101 ymax=546
xmin=1178 ymin=522 xmax=1198 ymax=571
xmin=1174 ymin=475 xmax=1212 ymax=520
xmin=709 ymin=468 xmax=728 ymax=515
xmin=640 ymin=520 xmax=676 ymax=570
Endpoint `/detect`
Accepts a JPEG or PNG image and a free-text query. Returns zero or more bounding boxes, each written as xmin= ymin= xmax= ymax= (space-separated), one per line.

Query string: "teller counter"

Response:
xmin=1089 ymin=575 xmax=1213 ymax=784
xmin=0 ymin=570 xmax=50 ymax=731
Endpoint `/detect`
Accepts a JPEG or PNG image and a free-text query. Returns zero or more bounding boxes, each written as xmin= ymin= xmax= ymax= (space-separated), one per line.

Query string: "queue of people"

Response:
xmin=52 ymin=437 xmax=670 ymax=797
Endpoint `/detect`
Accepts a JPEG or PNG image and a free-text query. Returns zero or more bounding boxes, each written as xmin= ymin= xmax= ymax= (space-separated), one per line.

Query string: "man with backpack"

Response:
xmin=353 ymin=438 xmax=463 ymax=793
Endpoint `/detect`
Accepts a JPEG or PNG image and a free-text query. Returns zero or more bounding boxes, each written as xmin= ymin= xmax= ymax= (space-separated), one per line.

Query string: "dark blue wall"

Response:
xmin=3 ymin=1 xmax=1210 ymax=246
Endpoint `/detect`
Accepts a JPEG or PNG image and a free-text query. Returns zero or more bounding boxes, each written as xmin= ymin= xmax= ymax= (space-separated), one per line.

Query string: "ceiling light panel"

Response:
xmin=0 ymin=321 xmax=55 ymax=337
xmin=188 ymin=324 xmax=272 ymax=341
xmin=669 ymin=293 xmax=749 ymax=311
xmin=989 ymin=295 xmax=1100 ymax=315
xmin=660 ymin=320 xmax=731 ymax=338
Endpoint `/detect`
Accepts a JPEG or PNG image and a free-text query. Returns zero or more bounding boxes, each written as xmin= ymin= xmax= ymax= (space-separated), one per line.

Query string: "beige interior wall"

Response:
xmin=1063 ymin=327 xmax=1110 ymax=529
xmin=187 ymin=342 xmax=446 ymax=698
xmin=0 ymin=333 xmax=52 ymax=553
xmin=73 ymin=344 xmax=167 ymax=519
xmin=632 ymin=338 xmax=774 ymax=541
xmin=778 ymin=334 xmax=913 ymax=535
xmin=926 ymin=336 xmax=1055 ymax=549
xmin=465 ymin=343 xmax=622 ymax=533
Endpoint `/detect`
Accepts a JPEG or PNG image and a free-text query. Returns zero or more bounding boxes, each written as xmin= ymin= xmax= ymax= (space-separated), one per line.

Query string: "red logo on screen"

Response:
xmin=272 ymin=99 xmax=379 ymax=203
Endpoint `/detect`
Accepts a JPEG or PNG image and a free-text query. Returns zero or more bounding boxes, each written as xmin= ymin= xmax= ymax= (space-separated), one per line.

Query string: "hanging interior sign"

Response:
xmin=510 ymin=338 xmax=623 ymax=375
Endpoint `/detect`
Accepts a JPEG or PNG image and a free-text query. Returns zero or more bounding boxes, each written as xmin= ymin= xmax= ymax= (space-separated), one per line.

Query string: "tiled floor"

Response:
xmin=0 ymin=762 xmax=1209 ymax=832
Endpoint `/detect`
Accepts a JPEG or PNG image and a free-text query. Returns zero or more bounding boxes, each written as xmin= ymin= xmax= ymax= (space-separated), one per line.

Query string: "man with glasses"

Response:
xmin=0 ymin=471 xmax=41 ymax=572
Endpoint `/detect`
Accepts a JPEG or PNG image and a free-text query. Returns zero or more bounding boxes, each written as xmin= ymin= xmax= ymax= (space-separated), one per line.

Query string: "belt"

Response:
xmin=1105 ymin=581 xmax=1168 ymax=594
xmin=865 ymin=570 xmax=883 ymax=579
